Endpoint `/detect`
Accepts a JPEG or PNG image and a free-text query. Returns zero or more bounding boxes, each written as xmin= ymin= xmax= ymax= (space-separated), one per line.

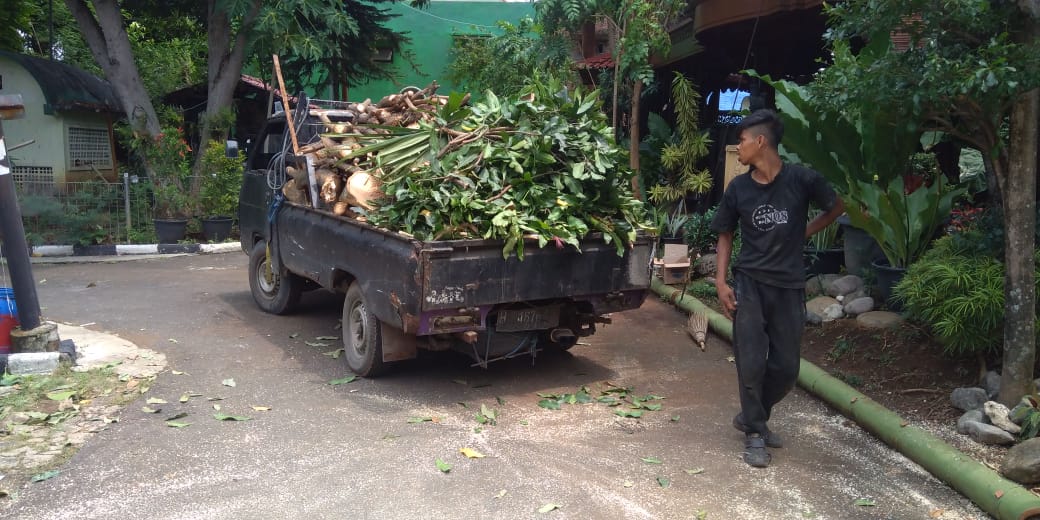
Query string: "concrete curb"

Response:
xmin=30 ymin=242 xmax=240 ymax=257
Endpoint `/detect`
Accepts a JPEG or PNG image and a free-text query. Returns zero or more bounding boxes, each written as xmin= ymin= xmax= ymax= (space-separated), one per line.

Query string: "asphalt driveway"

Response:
xmin=2 ymin=252 xmax=987 ymax=519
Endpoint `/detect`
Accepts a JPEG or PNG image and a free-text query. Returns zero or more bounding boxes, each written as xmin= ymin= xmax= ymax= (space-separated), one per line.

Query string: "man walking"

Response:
xmin=711 ymin=109 xmax=843 ymax=468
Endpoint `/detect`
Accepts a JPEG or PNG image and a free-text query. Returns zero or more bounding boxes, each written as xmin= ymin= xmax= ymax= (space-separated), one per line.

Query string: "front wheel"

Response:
xmin=248 ymin=241 xmax=302 ymax=315
xmin=342 ymin=282 xmax=387 ymax=377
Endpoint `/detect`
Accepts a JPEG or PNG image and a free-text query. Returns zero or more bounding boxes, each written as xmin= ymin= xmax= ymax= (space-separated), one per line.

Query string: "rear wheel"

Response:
xmin=342 ymin=282 xmax=387 ymax=376
xmin=248 ymin=241 xmax=302 ymax=314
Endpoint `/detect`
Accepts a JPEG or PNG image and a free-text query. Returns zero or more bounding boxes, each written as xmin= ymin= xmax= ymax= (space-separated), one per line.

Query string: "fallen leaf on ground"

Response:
xmin=46 ymin=390 xmax=76 ymax=401
xmin=305 ymin=341 xmax=329 ymax=348
xmin=657 ymin=476 xmax=671 ymax=488
xmin=929 ymin=509 xmax=944 ymax=518
xmin=329 ymin=376 xmax=357 ymax=385
xmin=141 ymin=406 xmax=160 ymax=414
xmin=179 ymin=394 xmax=190 ymax=403
xmin=315 ymin=336 xmax=339 ymax=340
xmin=494 ymin=489 xmax=507 ymax=498
xmin=853 ymin=499 xmax=876 ymax=507
xmin=323 ymin=349 xmax=344 ymax=359
xmin=538 ymin=399 xmax=561 ymax=410
xmin=459 ymin=448 xmax=485 ymax=459
xmin=452 ymin=379 xmax=468 ymax=385
xmin=167 ymin=412 xmax=188 ymax=421
xmin=289 ymin=332 xmax=300 ymax=338
xmin=671 ymin=415 xmax=680 ymax=422
xmin=726 ymin=356 xmax=735 ymax=363
xmin=30 ymin=470 xmax=59 ymax=483
xmin=213 ymin=404 xmax=221 ymax=411
xmin=684 ymin=468 xmax=705 ymax=475
xmin=207 ymin=397 xmax=224 ymax=401
xmin=222 ymin=378 xmax=236 ymax=387
xmin=623 ymin=480 xmax=634 ymax=488
xmin=213 ymin=413 xmax=251 ymax=421
xmin=171 ymin=370 xmax=186 ymax=375
xmin=496 ymin=396 xmax=506 ymax=405
xmin=168 ymin=338 xmax=178 ymax=343
xmin=166 ymin=421 xmax=191 ymax=428
xmin=615 ymin=409 xmax=643 ymax=418
xmin=251 ymin=406 xmax=272 ymax=411
xmin=436 ymin=459 xmax=452 ymax=473
xmin=641 ymin=457 xmax=662 ymax=464
xmin=537 ymin=503 xmax=561 ymax=514
xmin=407 ymin=416 xmax=435 ymax=423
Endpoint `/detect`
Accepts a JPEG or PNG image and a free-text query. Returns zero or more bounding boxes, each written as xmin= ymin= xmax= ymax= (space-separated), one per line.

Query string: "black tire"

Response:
xmin=342 ymin=282 xmax=387 ymax=376
xmin=248 ymin=241 xmax=302 ymax=315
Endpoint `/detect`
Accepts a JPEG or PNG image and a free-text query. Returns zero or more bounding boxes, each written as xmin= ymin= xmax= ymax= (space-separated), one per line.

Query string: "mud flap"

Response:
xmin=380 ymin=320 xmax=418 ymax=362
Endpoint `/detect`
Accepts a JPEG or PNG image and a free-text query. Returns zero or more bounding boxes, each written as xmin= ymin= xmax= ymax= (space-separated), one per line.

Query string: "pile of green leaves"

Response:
xmin=347 ymin=77 xmax=650 ymax=258
xmin=536 ymin=384 xmax=665 ymax=419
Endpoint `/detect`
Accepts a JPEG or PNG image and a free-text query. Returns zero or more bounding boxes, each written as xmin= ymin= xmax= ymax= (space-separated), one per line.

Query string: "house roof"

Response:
xmin=574 ymin=53 xmax=615 ymax=69
xmin=0 ymin=51 xmax=121 ymax=114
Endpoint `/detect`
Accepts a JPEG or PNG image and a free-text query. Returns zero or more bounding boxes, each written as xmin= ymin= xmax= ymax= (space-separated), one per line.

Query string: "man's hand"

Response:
xmin=716 ymin=281 xmax=736 ymax=319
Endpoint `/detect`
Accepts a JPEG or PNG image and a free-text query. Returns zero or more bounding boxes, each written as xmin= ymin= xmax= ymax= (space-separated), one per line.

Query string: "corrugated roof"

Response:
xmin=0 ymin=51 xmax=121 ymax=114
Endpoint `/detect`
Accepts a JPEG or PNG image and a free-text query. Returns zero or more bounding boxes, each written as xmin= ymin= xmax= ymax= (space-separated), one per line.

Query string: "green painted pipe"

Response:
xmin=651 ymin=278 xmax=1040 ymax=520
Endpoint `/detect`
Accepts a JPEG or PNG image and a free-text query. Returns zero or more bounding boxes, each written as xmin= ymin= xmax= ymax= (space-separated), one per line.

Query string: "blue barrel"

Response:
xmin=0 ymin=288 xmax=17 ymax=352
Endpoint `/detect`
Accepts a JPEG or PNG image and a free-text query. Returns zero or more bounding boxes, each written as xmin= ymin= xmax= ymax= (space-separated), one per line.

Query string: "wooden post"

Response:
xmin=272 ymin=55 xmax=300 ymax=155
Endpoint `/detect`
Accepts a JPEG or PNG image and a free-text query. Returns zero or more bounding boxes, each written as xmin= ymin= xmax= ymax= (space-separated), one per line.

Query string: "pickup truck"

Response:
xmin=238 ymin=107 xmax=652 ymax=376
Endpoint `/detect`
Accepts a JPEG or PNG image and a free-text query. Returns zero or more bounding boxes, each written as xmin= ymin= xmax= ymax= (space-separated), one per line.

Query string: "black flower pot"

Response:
xmin=872 ymin=258 xmax=907 ymax=312
xmin=201 ymin=216 xmax=234 ymax=243
xmin=839 ymin=215 xmax=884 ymax=278
xmin=804 ymin=247 xmax=845 ymax=276
xmin=153 ymin=218 xmax=189 ymax=244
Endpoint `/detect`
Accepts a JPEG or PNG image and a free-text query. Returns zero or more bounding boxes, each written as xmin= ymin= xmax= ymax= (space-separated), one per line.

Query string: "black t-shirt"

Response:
xmin=710 ymin=163 xmax=838 ymax=289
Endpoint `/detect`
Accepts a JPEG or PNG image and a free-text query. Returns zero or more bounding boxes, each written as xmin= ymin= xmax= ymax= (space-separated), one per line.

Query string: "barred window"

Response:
xmin=13 ymin=166 xmax=55 ymax=195
xmin=67 ymin=127 xmax=112 ymax=170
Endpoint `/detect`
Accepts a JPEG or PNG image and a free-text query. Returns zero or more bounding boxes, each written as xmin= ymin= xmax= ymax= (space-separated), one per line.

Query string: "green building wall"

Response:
xmin=348 ymin=1 xmax=536 ymax=102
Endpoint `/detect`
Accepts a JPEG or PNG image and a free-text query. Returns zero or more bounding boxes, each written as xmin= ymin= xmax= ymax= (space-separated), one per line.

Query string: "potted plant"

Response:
xmin=198 ymin=140 xmax=244 ymax=242
xmin=803 ymin=207 xmax=843 ymax=276
xmin=844 ymin=175 xmax=964 ymax=308
xmin=140 ymin=125 xmax=194 ymax=243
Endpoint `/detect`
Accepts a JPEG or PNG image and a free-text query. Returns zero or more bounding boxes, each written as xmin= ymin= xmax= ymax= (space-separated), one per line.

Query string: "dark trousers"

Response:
xmin=732 ymin=271 xmax=805 ymax=436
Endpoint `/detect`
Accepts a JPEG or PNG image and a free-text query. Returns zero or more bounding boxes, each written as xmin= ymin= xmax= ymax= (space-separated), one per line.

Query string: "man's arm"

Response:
xmin=715 ymin=231 xmax=736 ymax=318
xmin=805 ymin=198 xmax=845 ymax=239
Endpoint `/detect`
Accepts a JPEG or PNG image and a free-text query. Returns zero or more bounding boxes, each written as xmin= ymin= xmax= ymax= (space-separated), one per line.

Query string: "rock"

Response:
xmin=806 ymin=311 xmax=823 ymax=326
xmin=856 ymin=311 xmax=904 ymax=329
xmin=7 ymin=412 xmax=29 ymax=425
xmin=845 ymin=287 xmax=870 ymax=302
xmin=826 ymin=275 xmax=864 ymax=298
xmin=836 ymin=294 xmax=845 ymax=302
xmin=823 ymin=303 xmax=845 ymax=321
xmin=951 ymin=387 xmax=989 ymax=412
xmin=984 ymin=401 xmax=1022 ymax=434
xmin=1003 ymin=438 xmax=1040 ymax=484
xmin=843 ymin=297 xmax=875 ymax=317
xmin=806 ymin=296 xmax=841 ymax=318
xmin=965 ymin=421 xmax=1016 ymax=445
xmin=693 ymin=254 xmax=717 ymax=277
xmin=957 ymin=410 xmax=988 ymax=434
xmin=806 ymin=274 xmax=842 ymax=298
xmin=984 ymin=371 xmax=1001 ymax=399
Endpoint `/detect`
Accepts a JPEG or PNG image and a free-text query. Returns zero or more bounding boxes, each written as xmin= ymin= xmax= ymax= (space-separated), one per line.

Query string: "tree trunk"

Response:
xmin=192 ymin=0 xmax=262 ymax=195
xmin=64 ymin=0 xmax=159 ymax=138
xmin=630 ymin=80 xmax=642 ymax=200
xmin=998 ymin=13 xmax=1040 ymax=406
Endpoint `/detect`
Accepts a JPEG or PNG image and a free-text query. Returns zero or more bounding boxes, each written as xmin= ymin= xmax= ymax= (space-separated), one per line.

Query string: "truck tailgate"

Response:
xmin=419 ymin=236 xmax=652 ymax=311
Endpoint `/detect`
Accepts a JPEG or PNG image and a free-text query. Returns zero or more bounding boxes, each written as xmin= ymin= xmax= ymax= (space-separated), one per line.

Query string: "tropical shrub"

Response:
xmin=199 ymin=140 xmax=244 ymax=218
xmin=894 ymin=236 xmax=1040 ymax=358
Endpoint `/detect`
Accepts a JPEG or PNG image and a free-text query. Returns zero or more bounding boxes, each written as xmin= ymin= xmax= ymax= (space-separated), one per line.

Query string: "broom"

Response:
xmin=686 ymin=311 xmax=708 ymax=351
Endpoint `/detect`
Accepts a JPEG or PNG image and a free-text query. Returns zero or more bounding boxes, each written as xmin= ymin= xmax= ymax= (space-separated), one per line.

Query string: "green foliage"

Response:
xmin=683 ymin=206 xmax=718 ymax=255
xmin=645 ymin=73 xmax=712 ymax=205
xmin=949 ymin=206 xmax=1040 ymax=260
xmin=199 ymin=140 xmax=245 ymax=217
xmin=751 ymin=72 xmax=921 ymax=195
xmin=448 ymin=17 xmax=576 ymax=99
xmin=807 ymin=207 xmax=841 ymax=251
xmin=814 ymin=1 xmax=1040 ymax=158
xmin=685 ymin=279 xmax=717 ymax=300
xmin=63 ymin=185 xmax=120 ymax=246
xmin=893 ymin=236 xmax=1040 ymax=357
xmin=844 ymin=176 xmax=964 ymax=268
xmin=356 ymin=77 xmax=650 ymax=258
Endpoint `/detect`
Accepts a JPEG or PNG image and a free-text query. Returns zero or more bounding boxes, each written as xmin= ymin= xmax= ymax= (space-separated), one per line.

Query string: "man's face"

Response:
xmin=736 ymin=129 xmax=763 ymax=166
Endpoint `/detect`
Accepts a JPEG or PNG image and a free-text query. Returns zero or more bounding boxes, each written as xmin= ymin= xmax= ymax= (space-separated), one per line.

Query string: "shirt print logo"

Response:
xmin=752 ymin=204 xmax=788 ymax=231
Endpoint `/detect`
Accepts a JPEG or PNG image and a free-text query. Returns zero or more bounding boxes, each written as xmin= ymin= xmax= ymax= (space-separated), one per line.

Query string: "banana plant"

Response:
xmin=843 ymin=175 xmax=965 ymax=269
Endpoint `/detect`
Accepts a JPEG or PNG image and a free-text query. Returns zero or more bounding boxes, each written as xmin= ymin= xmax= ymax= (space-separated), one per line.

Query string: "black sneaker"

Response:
xmin=743 ymin=434 xmax=771 ymax=468
xmin=732 ymin=413 xmax=783 ymax=448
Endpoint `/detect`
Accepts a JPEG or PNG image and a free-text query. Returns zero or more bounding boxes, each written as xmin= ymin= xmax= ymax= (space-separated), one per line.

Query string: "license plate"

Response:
xmin=496 ymin=305 xmax=561 ymax=332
